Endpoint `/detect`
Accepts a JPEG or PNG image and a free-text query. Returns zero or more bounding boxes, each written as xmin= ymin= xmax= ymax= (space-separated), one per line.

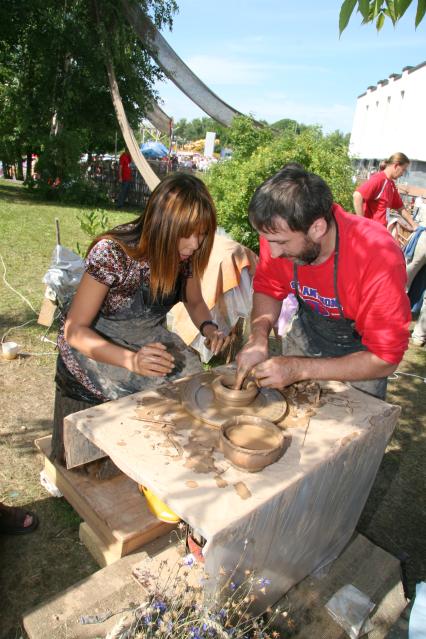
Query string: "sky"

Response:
xmin=154 ymin=0 xmax=426 ymax=134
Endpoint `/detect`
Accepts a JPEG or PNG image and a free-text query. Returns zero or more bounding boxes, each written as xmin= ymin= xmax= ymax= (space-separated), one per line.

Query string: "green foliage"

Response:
xmin=205 ymin=119 xmax=353 ymax=252
xmin=35 ymin=132 xmax=85 ymax=183
xmin=75 ymin=208 xmax=110 ymax=256
xmin=0 ymin=0 xmax=178 ymax=177
xmin=227 ymin=116 xmax=274 ymax=160
xmin=173 ymin=116 xmax=232 ymax=149
xmin=339 ymin=0 xmax=424 ymax=33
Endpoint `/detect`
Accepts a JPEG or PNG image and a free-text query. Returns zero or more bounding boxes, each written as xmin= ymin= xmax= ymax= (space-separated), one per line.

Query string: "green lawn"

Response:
xmin=0 ymin=179 xmax=134 ymax=351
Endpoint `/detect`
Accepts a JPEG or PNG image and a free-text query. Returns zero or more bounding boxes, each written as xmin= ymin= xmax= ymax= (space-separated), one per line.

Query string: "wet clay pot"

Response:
xmin=220 ymin=415 xmax=285 ymax=472
xmin=212 ymin=373 xmax=258 ymax=407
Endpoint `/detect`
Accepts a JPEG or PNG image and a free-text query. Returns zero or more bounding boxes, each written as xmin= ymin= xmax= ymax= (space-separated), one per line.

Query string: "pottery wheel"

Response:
xmin=180 ymin=371 xmax=287 ymax=428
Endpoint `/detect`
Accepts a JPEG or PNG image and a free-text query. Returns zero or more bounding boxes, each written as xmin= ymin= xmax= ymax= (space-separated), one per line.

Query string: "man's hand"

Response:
xmin=235 ymin=337 xmax=269 ymax=389
xmin=129 ymin=342 xmax=175 ymax=377
xmin=252 ymin=356 xmax=304 ymax=389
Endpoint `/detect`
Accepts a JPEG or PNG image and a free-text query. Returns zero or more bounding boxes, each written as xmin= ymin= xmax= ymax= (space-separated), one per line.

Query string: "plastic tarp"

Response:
xmin=42 ymin=245 xmax=84 ymax=309
xmin=141 ymin=141 xmax=169 ymax=159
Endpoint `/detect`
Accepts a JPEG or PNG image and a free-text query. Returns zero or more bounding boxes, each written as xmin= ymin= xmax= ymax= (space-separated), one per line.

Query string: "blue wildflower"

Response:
xmin=258 ymin=577 xmax=271 ymax=587
xmin=153 ymin=599 xmax=167 ymax=613
xmin=184 ymin=553 xmax=196 ymax=566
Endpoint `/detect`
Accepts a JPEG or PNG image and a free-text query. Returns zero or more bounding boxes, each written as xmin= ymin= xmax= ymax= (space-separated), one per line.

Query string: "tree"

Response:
xmin=339 ymin=0 xmax=426 ymax=33
xmin=204 ymin=117 xmax=353 ymax=251
xmin=0 ymin=0 xmax=177 ymax=182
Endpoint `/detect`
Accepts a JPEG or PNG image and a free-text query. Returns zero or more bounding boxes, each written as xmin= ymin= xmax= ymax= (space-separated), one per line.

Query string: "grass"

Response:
xmin=0 ymin=179 xmax=134 ymax=350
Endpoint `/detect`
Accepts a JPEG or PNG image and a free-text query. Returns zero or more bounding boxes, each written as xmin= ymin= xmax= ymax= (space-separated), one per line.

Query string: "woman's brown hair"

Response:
xmin=385 ymin=152 xmax=410 ymax=167
xmin=89 ymin=173 xmax=217 ymax=300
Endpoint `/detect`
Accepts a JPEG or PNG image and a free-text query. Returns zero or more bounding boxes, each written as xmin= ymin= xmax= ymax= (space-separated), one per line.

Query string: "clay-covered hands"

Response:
xmin=203 ymin=324 xmax=231 ymax=356
xmin=129 ymin=342 xmax=175 ymax=377
xmin=251 ymin=356 xmax=304 ymax=389
xmin=235 ymin=337 xmax=269 ymax=389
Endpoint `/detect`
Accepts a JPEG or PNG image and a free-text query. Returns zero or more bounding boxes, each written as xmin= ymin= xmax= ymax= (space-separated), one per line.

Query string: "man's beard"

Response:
xmin=281 ymin=237 xmax=321 ymax=265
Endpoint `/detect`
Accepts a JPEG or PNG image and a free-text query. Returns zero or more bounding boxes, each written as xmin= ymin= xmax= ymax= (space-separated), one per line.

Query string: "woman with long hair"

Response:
xmin=52 ymin=173 xmax=228 ymax=464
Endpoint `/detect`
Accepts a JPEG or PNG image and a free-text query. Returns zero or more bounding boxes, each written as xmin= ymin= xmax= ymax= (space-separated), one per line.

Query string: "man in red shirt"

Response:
xmin=117 ymin=148 xmax=133 ymax=208
xmin=353 ymin=152 xmax=417 ymax=229
xmin=236 ymin=165 xmax=411 ymax=399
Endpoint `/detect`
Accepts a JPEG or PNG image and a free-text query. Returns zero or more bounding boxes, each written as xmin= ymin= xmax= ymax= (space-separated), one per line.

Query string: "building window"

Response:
xmin=376 ymin=101 xmax=379 ymax=107
xmin=387 ymin=96 xmax=391 ymax=103
xmin=401 ymin=90 xmax=405 ymax=99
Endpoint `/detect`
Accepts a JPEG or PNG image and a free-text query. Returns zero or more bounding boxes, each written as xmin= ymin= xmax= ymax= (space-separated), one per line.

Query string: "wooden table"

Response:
xmin=64 ymin=368 xmax=400 ymax=610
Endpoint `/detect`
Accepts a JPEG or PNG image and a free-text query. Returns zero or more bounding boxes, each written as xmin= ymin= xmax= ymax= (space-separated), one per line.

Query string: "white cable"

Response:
xmin=389 ymin=370 xmax=426 ymax=383
xmin=0 ymin=253 xmax=38 ymax=314
xmin=1 ymin=318 xmax=37 ymax=344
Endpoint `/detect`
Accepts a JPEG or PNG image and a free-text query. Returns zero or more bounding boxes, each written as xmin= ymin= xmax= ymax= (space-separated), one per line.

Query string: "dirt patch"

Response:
xmin=0 ymin=341 xmax=425 ymax=638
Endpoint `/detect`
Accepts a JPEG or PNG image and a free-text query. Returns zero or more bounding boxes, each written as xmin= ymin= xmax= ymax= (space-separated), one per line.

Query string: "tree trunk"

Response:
xmin=26 ymin=151 xmax=33 ymax=180
xmin=16 ymin=157 xmax=24 ymax=181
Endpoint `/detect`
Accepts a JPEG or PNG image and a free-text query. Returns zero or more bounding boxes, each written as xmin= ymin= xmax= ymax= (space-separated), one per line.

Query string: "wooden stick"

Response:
xmin=132 ymin=415 xmax=174 ymax=427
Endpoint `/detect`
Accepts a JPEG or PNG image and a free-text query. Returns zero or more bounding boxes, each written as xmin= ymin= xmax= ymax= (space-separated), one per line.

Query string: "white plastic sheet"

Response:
xmin=42 ymin=245 xmax=84 ymax=309
xmin=325 ymin=584 xmax=375 ymax=638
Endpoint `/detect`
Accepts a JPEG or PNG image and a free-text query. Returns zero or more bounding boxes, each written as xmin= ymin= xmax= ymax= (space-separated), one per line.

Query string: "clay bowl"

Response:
xmin=220 ymin=415 xmax=285 ymax=472
xmin=212 ymin=373 xmax=259 ymax=407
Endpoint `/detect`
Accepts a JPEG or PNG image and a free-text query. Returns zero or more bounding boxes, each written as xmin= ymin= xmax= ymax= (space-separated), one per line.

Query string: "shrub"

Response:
xmin=205 ymin=121 xmax=353 ymax=252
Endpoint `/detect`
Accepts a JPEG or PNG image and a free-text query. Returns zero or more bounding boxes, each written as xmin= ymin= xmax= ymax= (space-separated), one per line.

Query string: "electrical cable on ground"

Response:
xmin=389 ymin=370 xmax=426 ymax=383
xmin=1 ymin=252 xmax=57 ymax=356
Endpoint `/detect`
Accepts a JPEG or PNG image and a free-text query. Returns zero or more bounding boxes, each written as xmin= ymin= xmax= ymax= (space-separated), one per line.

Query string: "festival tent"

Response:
xmin=140 ymin=141 xmax=169 ymax=159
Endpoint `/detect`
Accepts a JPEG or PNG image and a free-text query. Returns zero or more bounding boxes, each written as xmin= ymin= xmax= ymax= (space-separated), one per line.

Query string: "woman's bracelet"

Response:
xmin=199 ymin=320 xmax=218 ymax=337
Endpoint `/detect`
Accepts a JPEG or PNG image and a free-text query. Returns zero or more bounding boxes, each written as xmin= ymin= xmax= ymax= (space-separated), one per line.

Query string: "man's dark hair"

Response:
xmin=248 ymin=164 xmax=334 ymax=234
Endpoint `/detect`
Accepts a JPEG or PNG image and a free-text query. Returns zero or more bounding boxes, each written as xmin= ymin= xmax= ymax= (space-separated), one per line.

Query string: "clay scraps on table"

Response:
xmin=233 ymin=482 xmax=251 ymax=500
xmin=132 ymin=399 xmax=225 ymax=475
xmin=281 ymin=380 xmax=321 ymax=429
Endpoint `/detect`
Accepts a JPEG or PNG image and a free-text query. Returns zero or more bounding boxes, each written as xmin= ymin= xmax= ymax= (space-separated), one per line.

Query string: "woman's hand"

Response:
xmin=128 ymin=342 xmax=175 ymax=377
xmin=203 ymin=324 xmax=231 ymax=356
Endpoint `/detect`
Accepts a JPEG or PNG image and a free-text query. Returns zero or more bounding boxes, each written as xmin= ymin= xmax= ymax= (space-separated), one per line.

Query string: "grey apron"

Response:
xmin=282 ymin=223 xmax=387 ymax=400
xmin=65 ymin=273 xmax=202 ymax=401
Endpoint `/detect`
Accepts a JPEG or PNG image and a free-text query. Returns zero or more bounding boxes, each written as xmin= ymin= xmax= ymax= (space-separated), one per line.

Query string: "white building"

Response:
xmin=350 ymin=61 xmax=426 ymax=191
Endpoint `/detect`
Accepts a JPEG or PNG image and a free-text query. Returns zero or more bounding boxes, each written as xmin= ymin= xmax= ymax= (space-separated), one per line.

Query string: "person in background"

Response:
xmin=236 ymin=164 xmax=411 ymax=400
xmin=52 ymin=173 xmax=229 ymax=464
xmin=353 ymin=152 xmax=417 ymax=230
xmin=0 ymin=502 xmax=38 ymax=534
xmin=405 ymin=201 xmax=426 ymax=347
xmin=117 ymin=147 xmax=133 ymax=208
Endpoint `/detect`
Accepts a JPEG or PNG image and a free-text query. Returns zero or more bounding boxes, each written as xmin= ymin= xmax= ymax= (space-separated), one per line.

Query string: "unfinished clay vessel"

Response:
xmin=220 ymin=415 xmax=285 ymax=472
xmin=212 ymin=373 xmax=258 ymax=407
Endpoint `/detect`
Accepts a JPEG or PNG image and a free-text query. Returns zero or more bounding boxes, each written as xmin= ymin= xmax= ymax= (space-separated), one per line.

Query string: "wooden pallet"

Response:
xmin=35 ymin=436 xmax=175 ymax=566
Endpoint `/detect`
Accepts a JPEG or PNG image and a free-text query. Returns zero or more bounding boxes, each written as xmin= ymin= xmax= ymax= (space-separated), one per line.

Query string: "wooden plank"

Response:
xmin=276 ymin=534 xmax=406 ymax=639
xmin=63 ymin=418 xmax=106 ymax=469
xmin=79 ymin=522 xmax=123 ymax=567
xmin=37 ymin=296 xmax=56 ymax=327
xmin=36 ymin=436 xmax=175 ymax=556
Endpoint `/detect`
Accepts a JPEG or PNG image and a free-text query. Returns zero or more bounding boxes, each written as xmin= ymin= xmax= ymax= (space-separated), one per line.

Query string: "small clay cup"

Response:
xmin=220 ymin=415 xmax=285 ymax=472
xmin=2 ymin=341 xmax=19 ymax=360
xmin=212 ymin=373 xmax=258 ymax=407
